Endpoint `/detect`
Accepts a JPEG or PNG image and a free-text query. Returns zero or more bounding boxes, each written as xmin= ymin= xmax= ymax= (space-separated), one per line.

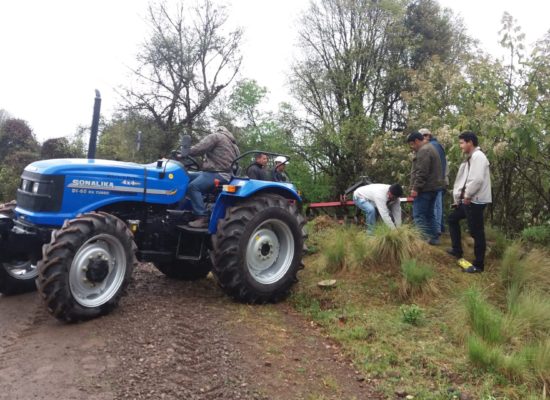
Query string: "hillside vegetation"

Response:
xmin=291 ymin=217 xmax=550 ymax=399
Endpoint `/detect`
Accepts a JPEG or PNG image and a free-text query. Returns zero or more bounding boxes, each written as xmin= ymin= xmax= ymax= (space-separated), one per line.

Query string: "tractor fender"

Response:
xmin=208 ymin=180 xmax=302 ymax=233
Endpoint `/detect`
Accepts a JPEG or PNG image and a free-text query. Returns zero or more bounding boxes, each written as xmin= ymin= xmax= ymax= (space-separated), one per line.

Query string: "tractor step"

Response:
xmin=176 ymin=225 xmax=209 ymax=234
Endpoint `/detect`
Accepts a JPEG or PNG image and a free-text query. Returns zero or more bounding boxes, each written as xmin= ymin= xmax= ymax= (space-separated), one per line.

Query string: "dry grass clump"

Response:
xmin=319 ymin=225 xmax=370 ymax=273
xmin=308 ymin=215 xmax=339 ymax=233
xmin=316 ymin=223 xmax=434 ymax=274
xmin=366 ymin=224 xmax=426 ymax=266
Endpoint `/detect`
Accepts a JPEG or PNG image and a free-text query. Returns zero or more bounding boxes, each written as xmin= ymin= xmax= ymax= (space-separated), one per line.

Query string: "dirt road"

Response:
xmin=0 ymin=265 xmax=380 ymax=400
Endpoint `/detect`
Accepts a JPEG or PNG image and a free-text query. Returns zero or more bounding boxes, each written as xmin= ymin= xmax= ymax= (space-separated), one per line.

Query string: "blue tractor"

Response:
xmin=0 ymin=139 xmax=306 ymax=322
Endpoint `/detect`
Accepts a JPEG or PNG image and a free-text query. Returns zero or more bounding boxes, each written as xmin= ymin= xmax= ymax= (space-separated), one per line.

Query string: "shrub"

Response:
xmin=521 ymin=225 xmax=550 ymax=247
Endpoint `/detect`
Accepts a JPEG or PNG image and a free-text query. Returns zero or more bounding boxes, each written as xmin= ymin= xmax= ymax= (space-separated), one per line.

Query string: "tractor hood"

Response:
xmin=16 ymin=158 xmax=189 ymax=226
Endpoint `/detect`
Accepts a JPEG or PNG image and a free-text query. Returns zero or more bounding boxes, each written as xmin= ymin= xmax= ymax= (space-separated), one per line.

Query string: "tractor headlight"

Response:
xmin=32 ymin=182 xmax=40 ymax=194
xmin=21 ymin=179 xmax=32 ymax=191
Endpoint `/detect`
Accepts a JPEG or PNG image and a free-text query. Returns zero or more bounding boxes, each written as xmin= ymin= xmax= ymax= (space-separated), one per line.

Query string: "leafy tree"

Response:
xmin=97 ymin=114 xmax=169 ymax=163
xmin=289 ymin=0 xmax=468 ymax=195
xmin=0 ymin=118 xmax=39 ymax=162
xmin=41 ymin=137 xmax=83 ymax=159
xmin=404 ymin=14 xmax=550 ymax=232
xmin=120 ymin=0 xmax=243 ymax=150
xmin=0 ymin=109 xmax=11 ymax=126
xmin=0 ymin=118 xmax=40 ymax=200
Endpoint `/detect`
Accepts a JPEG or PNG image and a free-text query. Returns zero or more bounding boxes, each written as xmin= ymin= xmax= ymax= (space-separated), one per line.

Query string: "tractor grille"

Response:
xmin=16 ymin=170 xmax=65 ymax=212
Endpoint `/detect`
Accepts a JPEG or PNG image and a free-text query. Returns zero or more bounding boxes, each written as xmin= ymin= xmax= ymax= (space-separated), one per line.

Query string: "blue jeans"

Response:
xmin=187 ymin=172 xmax=227 ymax=216
xmin=434 ymin=189 xmax=445 ymax=235
xmin=413 ymin=191 xmax=438 ymax=241
xmin=353 ymin=196 xmax=376 ymax=234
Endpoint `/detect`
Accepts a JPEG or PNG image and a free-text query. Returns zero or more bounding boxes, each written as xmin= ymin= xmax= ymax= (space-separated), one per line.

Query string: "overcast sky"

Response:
xmin=0 ymin=0 xmax=549 ymax=143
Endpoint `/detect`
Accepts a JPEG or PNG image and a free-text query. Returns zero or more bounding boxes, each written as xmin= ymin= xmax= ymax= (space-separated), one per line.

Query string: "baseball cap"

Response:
xmin=274 ymin=156 xmax=288 ymax=164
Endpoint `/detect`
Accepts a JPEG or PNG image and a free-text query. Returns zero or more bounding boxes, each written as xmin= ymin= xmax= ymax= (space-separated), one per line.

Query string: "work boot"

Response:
xmin=188 ymin=216 xmax=209 ymax=228
xmin=463 ymin=265 xmax=483 ymax=273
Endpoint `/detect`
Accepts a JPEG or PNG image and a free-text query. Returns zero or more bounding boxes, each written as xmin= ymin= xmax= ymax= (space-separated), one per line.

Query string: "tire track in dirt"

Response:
xmin=98 ymin=264 xmax=262 ymax=400
xmin=0 ymin=291 xmax=115 ymax=400
xmin=0 ymin=292 xmax=42 ymax=361
xmin=0 ymin=264 xmax=381 ymax=400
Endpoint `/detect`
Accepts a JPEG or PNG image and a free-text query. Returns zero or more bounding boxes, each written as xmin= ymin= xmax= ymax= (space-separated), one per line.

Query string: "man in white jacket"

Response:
xmin=447 ymin=132 xmax=492 ymax=273
xmin=353 ymin=183 xmax=404 ymax=234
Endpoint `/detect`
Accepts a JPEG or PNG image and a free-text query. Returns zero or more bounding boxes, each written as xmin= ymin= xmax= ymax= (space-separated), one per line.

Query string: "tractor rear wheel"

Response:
xmin=37 ymin=212 xmax=136 ymax=322
xmin=154 ymin=259 xmax=211 ymax=281
xmin=0 ymin=201 xmax=39 ymax=295
xmin=211 ymin=194 xmax=306 ymax=303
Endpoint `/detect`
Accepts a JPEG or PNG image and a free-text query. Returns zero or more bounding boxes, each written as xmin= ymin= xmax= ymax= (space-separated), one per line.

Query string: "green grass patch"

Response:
xmin=293 ymin=224 xmax=550 ymax=398
xmin=464 ymin=288 xmax=504 ymax=344
xmin=399 ymin=258 xmax=437 ymax=299
xmin=521 ymin=224 xmax=550 ymax=247
xmin=400 ymin=304 xmax=424 ymax=325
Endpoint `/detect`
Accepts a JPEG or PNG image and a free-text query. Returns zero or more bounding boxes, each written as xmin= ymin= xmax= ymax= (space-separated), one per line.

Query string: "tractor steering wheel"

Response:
xmin=170 ymin=150 xmax=201 ymax=171
xmin=182 ymin=155 xmax=201 ymax=171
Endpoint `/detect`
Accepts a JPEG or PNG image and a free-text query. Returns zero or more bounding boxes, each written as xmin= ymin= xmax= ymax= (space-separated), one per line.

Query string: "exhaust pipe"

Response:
xmin=87 ymin=89 xmax=101 ymax=159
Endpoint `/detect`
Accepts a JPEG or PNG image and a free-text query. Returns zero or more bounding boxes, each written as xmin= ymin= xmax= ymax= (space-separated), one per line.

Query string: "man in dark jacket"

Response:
xmin=187 ymin=126 xmax=240 ymax=228
xmin=420 ymin=128 xmax=448 ymax=236
xmin=407 ymin=131 xmax=444 ymax=244
xmin=246 ymin=153 xmax=270 ymax=180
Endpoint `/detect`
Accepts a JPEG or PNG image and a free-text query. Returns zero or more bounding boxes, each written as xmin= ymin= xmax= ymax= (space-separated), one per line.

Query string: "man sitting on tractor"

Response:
xmin=272 ymin=156 xmax=290 ymax=182
xmin=246 ymin=152 xmax=271 ymax=181
xmin=353 ymin=183 xmax=404 ymax=234
xmin=187 ymin=126 xmax=240 ymax=228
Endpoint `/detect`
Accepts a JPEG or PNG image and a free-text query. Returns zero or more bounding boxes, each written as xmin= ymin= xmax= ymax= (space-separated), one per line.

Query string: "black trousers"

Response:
xmin=448 ymin=203 xmax=487 ymax=269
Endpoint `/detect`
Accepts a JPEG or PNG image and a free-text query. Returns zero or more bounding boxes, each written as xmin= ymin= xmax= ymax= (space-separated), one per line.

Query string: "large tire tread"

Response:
xmin=211 ymin=194 xmax=306 ymax=304
xmin=37 ymin=212 xmax=137 ymax=322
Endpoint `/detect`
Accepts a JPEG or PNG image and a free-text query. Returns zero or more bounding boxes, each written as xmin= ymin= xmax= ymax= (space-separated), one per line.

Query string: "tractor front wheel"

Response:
xmin=37 ymin=212 xmax=136 ymax=322
xmin=211 ymin=194 xmax=306 ymax=303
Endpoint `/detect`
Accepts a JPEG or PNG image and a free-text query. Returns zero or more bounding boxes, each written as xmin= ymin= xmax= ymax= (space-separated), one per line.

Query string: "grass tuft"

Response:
xmin=399 ymin=258 xmax=437 ymax=299
xmin=323 ymin=231 xmax=347 ymax=273
xmin=501 ymin=242 xmax=550 ymax=304
xmin=464 ymin=288 xmax=504 ymax=344
xmin=528 ymin=339 xmax=550 ymax=386
xmin=467 ymin=335 xmax=503 ymax=370
xmin=486 ymin=225 xmax=509 ymax=259
xmin=366 ymin=224 xmax=425 ymax=266
xmin=505 ymin=290 xmax=550 ymax=339
xmin=319 ymin=225 xmax=371 ymax=273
